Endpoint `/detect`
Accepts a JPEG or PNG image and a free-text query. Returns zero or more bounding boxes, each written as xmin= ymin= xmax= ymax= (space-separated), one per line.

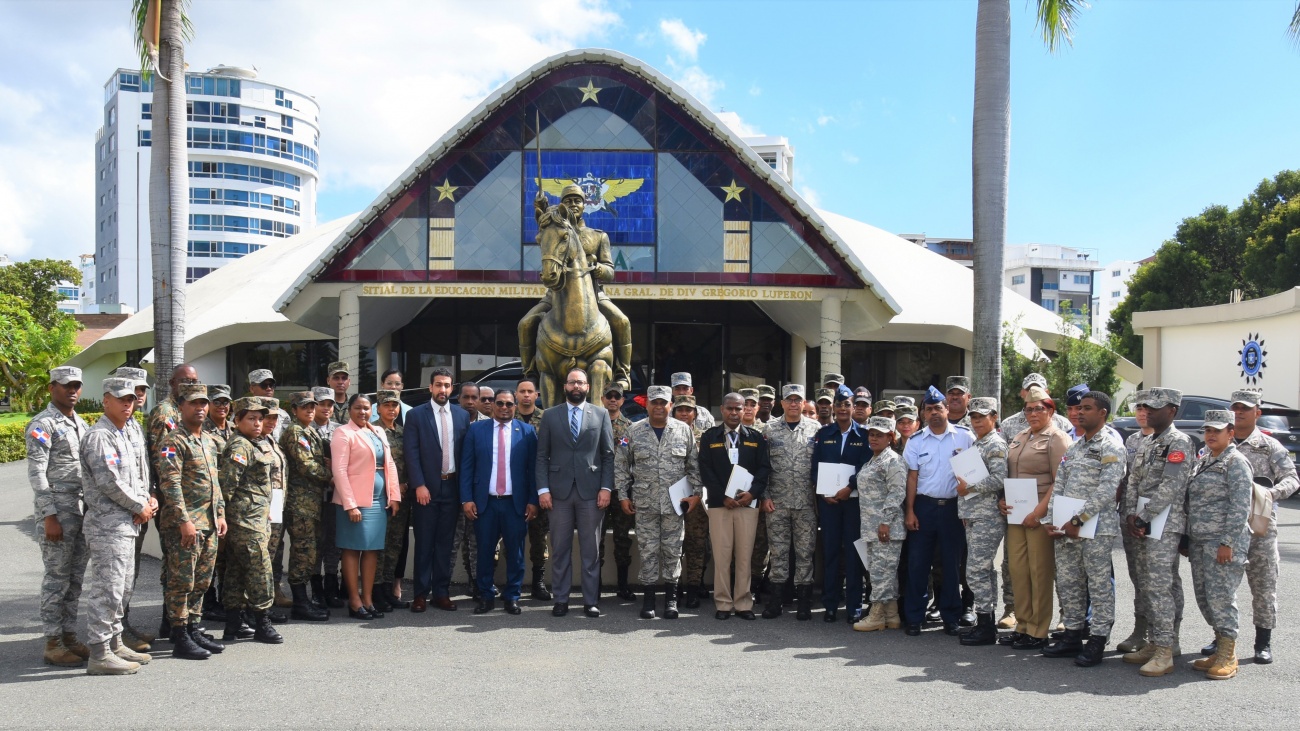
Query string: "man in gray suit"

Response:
xmin=536 ymin=368 xmax=615 ymax=618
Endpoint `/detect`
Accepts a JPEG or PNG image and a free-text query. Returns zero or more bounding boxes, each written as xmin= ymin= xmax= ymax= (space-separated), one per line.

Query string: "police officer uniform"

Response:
xmin=812 ymin=386 xmax=872 ymax=623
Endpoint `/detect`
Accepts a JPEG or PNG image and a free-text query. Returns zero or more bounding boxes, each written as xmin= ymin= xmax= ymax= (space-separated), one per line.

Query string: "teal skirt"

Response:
xmin=335 ymin=470 xmax=388 ymax=551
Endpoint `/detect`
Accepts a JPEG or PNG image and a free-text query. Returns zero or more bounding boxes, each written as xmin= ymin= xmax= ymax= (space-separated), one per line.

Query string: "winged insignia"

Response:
xmin=538 ymin=172 xmax=644 ymax=217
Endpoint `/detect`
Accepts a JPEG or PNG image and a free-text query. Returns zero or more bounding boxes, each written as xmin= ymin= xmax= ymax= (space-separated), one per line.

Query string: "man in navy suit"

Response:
xmin=405 ymin=367 xmax=470 ymax=612
xmin=811 ymin=385 xmax=872 ymax=625
xmin=461 ymin=389 xmax=538 ymax=615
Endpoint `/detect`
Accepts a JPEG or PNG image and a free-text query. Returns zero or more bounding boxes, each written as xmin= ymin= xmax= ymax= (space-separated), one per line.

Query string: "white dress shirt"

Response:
xmin=487 ymin=419 xmax=512 ymax=496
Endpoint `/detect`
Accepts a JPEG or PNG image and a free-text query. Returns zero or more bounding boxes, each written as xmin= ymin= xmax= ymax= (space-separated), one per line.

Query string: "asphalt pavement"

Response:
xmin=1 ymin=458 xmax=1297 ymax=728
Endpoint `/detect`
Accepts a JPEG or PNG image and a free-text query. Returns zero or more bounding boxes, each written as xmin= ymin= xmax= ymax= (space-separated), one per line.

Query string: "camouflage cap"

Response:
xmin=1024 ymin=385 xmax=1051 ymax=403
xmin=1022 ymin=372 xmax=1048 ymax=390
xmin=328 ymin=361 xmax=351 ymax=377
xmin=603 ymin=382 xmax=624 ymax=397
xmin=209 ymin=384 xmax=232 ymax=402
xmin=893 ymin=395 xmax=916 ymax=409
xmin=895 ymin=405 xmax=918 ymax=421
xmin=113 ymin=366 xmax=148 ymax=386
xmin=1203 ymin=410 xmax=1233 ymax=429
xmin=946 ymin=376 xmax=971 ymax=394
xmin=232 ymin=397 xmax=268 ymax=414
xmin=176 ymin=384 xmax=209 ymax=402
xmin=865 ymin=416 xmax=896 ymax=433
xmin=672 ymin=395 xmax=697 ymax=411
xmin=256 ymin=396 xmax=282 ymax=411
xmin=647 ymin=385 xmax=672 ymax=403
xmin=50 ymin=366 xmax=83 ymax=385
xmin=311 ymin=386 xmax=336 ymax=403
xmin=872 ymin=400 xmax=896 ymax=413
xmin=822 ymin=373 xmax=845 ymax=387
xmin=102 ymin=377 xmax=135 ymax=398
xmin=248 ymin=368 xmax=275 ymax=386
xmin=670 ymin=372 xmax=692 ymax=387
xmin=739 ymin=388 xmax=759 ymax=402
xmin=815 ymin=388 xmax=835 ymax=404
xmin=376 ymin=389 xmax=402 ymax=405
xmin=288 ymin=391 xmax=317 ymax=408
xmin=968 ymin=397 xmax=999 ymax=415
xmin=756 ymin=384 xmax=777 ymax=400
xmin=782 ymin=384 xmax=805 ymax=400
xmin=1136 ymin=387 xmax=1181 ymax=409
xmin=1228 ymin=389 xmax=1261 ymax=408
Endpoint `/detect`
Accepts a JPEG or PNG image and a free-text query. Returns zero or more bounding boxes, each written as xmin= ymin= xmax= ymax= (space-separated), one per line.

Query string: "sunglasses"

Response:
xmin=494 ymin=400 xmax=516 ymax=407
xmin=479 ymin=396 xmax=493 ymax=401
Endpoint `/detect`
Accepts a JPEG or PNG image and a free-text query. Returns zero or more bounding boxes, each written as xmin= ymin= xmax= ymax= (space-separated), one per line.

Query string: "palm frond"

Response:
xmin=130 ymin=0 xmax=194 ymax=80
xmin=1034 ymin=0 xmax=1089 ymax=53
xmin=1290 ymin=2 xmax=1300 ymax=46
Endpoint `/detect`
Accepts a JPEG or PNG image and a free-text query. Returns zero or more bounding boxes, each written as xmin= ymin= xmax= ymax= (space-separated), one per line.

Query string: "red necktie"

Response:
xmin=496 ymin=422 xmax=507 ymax=496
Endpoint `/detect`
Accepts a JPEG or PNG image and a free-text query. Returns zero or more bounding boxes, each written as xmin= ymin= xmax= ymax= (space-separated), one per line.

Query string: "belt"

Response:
xmin=441 ymin=471 xmax=456 ymax=481
xmin=915 ymin=494 xmax=953 ymax=506
xmin=489 ymin=494 xmax=512 ymax=500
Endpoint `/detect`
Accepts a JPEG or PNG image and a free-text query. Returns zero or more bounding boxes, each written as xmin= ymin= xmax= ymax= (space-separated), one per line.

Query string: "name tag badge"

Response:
xmin=728 ymin=448 xmax=739 ymax=465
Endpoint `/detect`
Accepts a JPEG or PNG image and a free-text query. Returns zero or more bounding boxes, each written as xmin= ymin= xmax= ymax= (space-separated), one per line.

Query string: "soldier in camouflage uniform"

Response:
xmin=673 ymin=394 xmax=711 ymax=608
xmin=157 ymin=384 xmax=228 ymax=658
xmin=203 ymin=385 xmax=235 ymax=451
xmin=1122 ymin=388 xmax=1194 ymax=677
xmin=670 ymin=372 xmax=715 ymax=430
xmin=760 ymin=384 xmax=822 ymax=620
xmin=375 ymin=389 xmax=411 ymax=612
xmin=756 ymin=384 xmax=778 ymax=424
xmin=600 ymin=384 xmax=638 ymax=600
xmin=1042 ymin=391 xmax=1125 ymax=665
xmin=255 ymin=396 xmax=292 ymax=615
xmin=953 ymin=398 xmax=1008 ymax=645
xmin=740 ymin=388 xmax=770 ymax=603
xmin=616 ymin=386 xmax=703 ymax=620
xmin=28 ymin=366 xmax=91 ymax=667
xmin=107 ymin=366 xmax=154 ymax=649
xmin=1225 ymin=390 xmax=1299 ymax=664
xmin=310 ymin=386 xmax=343 ymax=607
xmin=247 ymin=369 xmax=291 ymax=444
xmin=945 ymin=376 xmax=973 ymax=429
xmin=1185 ymin=410 xmax=1254 ymax=680
xmin=81 ymin=377 xmax=156 ymax=675
xmin=279 ymin=391 xmax=331 ymax=621
xmin=218 ymin=398 xmax=283 ymax=644
xmin=145 ymin=363 xmax=197 ymax=640
xmin=853 ymin=417 xmax=908 ymax=632
xmin=515 ymin=377 xmax=551 ymax=601
xmin=894 ymin=404 xmax=918 ymax=455
xmin=327 ymin=361 xmax=351 ymax=424
xmin=1116 ymin=397 xmax=1154 ymax=653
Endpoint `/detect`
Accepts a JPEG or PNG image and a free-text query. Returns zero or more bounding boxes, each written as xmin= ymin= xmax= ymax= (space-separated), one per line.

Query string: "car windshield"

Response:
xmin=1258 ymin=415 xmax=1291 ymax=432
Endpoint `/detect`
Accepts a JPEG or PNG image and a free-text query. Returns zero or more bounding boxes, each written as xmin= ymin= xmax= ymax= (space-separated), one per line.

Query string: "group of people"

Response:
xmin=29 ymin=360 xmax=1295 ymax=681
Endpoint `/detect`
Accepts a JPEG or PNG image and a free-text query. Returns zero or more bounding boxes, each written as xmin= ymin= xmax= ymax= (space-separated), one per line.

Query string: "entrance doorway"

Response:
xmin=653 ymin=322 xmax=723 ymax=415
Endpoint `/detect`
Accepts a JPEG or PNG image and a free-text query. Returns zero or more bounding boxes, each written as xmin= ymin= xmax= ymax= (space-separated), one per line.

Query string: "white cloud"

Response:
xmin=658 ymin=18 xmax=706 ymax=60
xmin=817 ymin=112 xmax=836 ymax=126
xmin=667 ymin=59 xmax=724 ymax=107
xmin=798 ymin=186 xmax=822 ymax=207
xmin=716 ymin=111 xmax=761 ymax=138
xmin=749 ymin=82 xmax=762 ymax=96
xmin=841 ymin=151 xmax=859 ymax=164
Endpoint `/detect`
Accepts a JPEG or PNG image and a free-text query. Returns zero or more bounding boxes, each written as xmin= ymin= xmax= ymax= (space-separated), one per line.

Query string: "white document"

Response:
xmin=816 ymin=462 xmax=854 ymax=496
xmin=853 ymin=537 xmax=870 ymax=571
xmin=950 ymin=448 xmax=990 ymax=496
xmin=1051 ymin=495 xmax=1098 ymax=539
xmin=269 ymin=488 xmax=285 ymax=524
xmin=1004 ymin=479 xmax=1039 ymax=526
xmin=669 ymin=477 xmax=692 ymax=516
xmin=1136 ymin=496 xmax=1172 ymax=541
xmin=725 ymin=464 xmax=754 ymax=499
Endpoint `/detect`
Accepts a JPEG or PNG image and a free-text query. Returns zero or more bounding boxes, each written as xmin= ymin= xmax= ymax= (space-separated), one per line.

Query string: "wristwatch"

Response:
xmin=1069 ymin=515 xmax=1086 ymax=528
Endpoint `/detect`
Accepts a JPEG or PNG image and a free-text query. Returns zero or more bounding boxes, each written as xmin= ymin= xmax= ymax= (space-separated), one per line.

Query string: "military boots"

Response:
xmin=169 ymin=625 xmax=210 ymax=660
xmin=663 ymin=582 xmax=680 ymax=619
xmin=616 ymin=566 xmax=636 ymax=601
xmin=640 ymin=586 xmax=657 ymax=619
xmin=86 ymin=642 xmax=137 ymax=675
xmin=292 ymin=584 xmax=330 ymax=621
xmin=60 ymin=632 xmax=89 ymax=660
xmin=43 ymin=636 xmax=84 ymax=667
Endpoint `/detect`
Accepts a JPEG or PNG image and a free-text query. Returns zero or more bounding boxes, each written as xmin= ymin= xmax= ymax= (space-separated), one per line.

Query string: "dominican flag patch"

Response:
xmin=160 ymin=446 xmax=177 ymax=460
xmin=165 ymin=417 xmax=176 ymax=430
xmin=298 ymin=437 xmax=311 ymax=449
xmin=232 ymin=453 xmax=247 ymax=465
xmin=105 ymin=453 xmax=121 ymax=466
xmin=618 ymin=437 xmax=628 ymax=447
xmin=30 ymin=428 xmax=50 ymax=445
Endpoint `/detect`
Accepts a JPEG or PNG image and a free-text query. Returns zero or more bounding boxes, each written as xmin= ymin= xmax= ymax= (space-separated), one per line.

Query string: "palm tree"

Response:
xmin=1291 ymin=2 xmax=1300 ymax=43
xmin=971 ymin=0 xmax=1085 ymax=400
xmin=132 ymin=0 xmax=192 ymax=401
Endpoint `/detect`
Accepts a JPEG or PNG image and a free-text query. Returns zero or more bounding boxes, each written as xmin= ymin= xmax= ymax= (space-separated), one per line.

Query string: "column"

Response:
xmin=339 ymin=287 xmax=361 ymax=397
xmin=819 ymin=295 xmax=841 ymax=384
xmin=790 ymin=334 xmax=807 ymax=390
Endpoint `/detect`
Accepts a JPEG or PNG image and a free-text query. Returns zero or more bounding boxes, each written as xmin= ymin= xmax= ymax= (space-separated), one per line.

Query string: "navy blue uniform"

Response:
xmin=811 ymin=421 xmax=872 ymax=614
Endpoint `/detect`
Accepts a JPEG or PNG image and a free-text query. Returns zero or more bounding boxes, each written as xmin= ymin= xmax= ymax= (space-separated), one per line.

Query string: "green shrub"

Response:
xmin=0 ymin=412 xmax=145 ymax=464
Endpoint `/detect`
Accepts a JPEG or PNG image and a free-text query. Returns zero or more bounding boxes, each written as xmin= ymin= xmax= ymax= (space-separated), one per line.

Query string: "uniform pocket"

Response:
xmin=671 ymin=445 xmax=687 ymax=458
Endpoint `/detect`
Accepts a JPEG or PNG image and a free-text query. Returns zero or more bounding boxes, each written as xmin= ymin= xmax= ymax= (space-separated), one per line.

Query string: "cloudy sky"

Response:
xmin=2 ymin=0 xmax=1299 ymax=269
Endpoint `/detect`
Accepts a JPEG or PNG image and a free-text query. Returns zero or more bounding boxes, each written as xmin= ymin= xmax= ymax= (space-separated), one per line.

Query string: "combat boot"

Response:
xmin=169 ymin=624 xmax=210 ymax=660
xmin=640 ymin=586 xmax=657 ymax=619
xmin=120 ymin=628 xmax=151 ymax=653
xmin=274 ymin=581 xmax=293 ymax=608
xmin=1193 ymin=633 xmax=1222 ymax=671
xmin=223 ymin=615 xmax=248 ymax=642
xmin=531 ymin=569 xmax=552 ymax=601
xmin=309 ymin=574 xmax=328 ymax=609
xmin=996 ymin=605 xmax=1016 ymax=630
xmin=795 ymin=585 xmax=813 ymax=621
xmin=663 ymin=582 xmax=680 ymax=619
xmin=291 ymin=584 xmax=330 ymax=621
xmin=86 ymin=642 xmax=137 ymax=675
xmin=1205 ymin=636 xmax=1238 ymax=680
xmin=1043 ymin=628 xmax=1085 ymax=657
xmin=885 ymin=601 xmax=901 ymax=629
xmin=853 ymin=602 xmax=888 ymax=632
xmin=1074 ymin=635 xmax=1107 ymax=667
xmin=1254 ymin=627 xmax=1273 ymax=664
xmin=960 ymin=613 xmax=997 ymax=646
xmin=60 ymin=632 xmax=89 ymax=660
xmin=1138 ymin=645 xmax=1174 ymax=677
xmin=324 ymin=573 xmax=344 ymax=609
xmin=684 ymin=585 xmax=702 ymax=609
xmin=1123 ymin=642 xmax=1158 ymax=665
xmin=1117 ymin=616 xmax=1149 ymax=653
xmin=761 ymin=593 xmax=783 ymax=619
xmin=188 ymin=621 xmax=224 ymax=654
xmin=111 ymin=633 xmax=151 ymax=664
xmin=43 ymin=636 xmax=83 ymax=667
xmin=252 ymin=611 xmax=284 ymax=644
xmin=616 ymin=566 xmax=636 ymax=601
xmin=201 ymin=584 xmax=226 ymax=622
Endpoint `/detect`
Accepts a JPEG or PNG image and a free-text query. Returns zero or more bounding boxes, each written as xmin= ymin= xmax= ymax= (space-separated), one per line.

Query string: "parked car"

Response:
xmin=473 ymin=361 xmax=647 ymax=421
xmin=1110 ymin=395 xmax=1300 ymax=463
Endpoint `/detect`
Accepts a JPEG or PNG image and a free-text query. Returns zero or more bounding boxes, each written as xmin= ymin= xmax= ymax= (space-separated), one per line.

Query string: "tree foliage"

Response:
xmin=0 ymin=293 xmax=82 ymax=412
xmin=0 ymin=258 xmax=81 ymax=329
xmin=1002 ymin=316 xmax=1120 ymax=419
xmin=1109 ymin=170 xmax=1300 ymax=364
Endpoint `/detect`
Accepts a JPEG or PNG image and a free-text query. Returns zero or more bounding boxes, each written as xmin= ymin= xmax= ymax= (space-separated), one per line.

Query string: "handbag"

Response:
xmin=1249 ymin=476 xmax=1274 ymax=538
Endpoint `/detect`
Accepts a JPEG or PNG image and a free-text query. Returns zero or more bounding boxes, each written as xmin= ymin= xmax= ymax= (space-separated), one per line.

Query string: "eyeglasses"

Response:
xmin=494 ymin=401 xmax=516 ymax=407
xmin=180 ymin=378 xmax=199 ymax=385
xmin=566 ymin=380 xmax=587 ymax=386
xmin=479 ymin=396 xmax=493 ymax=401
xmin=1023 ymin=406 xmax=1050 ymax=414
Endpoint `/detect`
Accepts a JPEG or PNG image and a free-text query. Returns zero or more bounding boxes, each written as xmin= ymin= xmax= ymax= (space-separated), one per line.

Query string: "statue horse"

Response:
xmin=532 ymin=217 xmax=613 ymax=407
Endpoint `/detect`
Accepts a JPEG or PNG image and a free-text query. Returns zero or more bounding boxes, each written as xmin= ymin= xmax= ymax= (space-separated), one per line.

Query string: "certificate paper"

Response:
xmin=725 ymin=465 xmax=754 ymax=499
xmin=669 ymin=478 xmax=692 ymax=516
xmin=269 ymin=488 xmax=285 ymax=524
xmin=950 ymin=448 xmax=990 ymax=491
xmin=1004 ymin=479 xmax=1039 ymax=525
xmin=853 ymin=537 xmax=870 ymax=571
xmin=816 ymin=463 xmax=854 ymax=496
xmin=1136 ymin=496 xmax=1172 ymax=540
xmin=1051 ymin=495 xmax=1098 ymax=539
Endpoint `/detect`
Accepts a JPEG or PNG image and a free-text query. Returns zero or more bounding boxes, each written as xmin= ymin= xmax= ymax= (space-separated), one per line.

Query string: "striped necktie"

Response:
xmin=570 ymin=405 xmax=581 ymax=440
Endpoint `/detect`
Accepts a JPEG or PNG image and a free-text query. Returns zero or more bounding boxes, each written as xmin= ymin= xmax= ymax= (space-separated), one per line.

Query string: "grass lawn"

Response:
xmin=0 ymin=412 xmax=33 ymax=426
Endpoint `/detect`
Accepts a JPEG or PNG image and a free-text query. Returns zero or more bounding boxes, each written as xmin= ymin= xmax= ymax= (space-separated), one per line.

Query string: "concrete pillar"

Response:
xmin=339 ymin=288 xmax=361 ymax=397
xmin=819 ymin=295 xmax=842 ymax=384
xmin=374 ymin=332 xmax=392 ymax=391
xmin=790 ymin=334 xmax=807 ymax=390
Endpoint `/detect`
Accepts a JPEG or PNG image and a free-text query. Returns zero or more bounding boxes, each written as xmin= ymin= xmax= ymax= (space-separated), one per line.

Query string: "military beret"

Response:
xmin=102 ymin=377 xmax=135 ymax=398
xmin=50 ymin=366 xmax=82 ymax=385
xmin=176 ymin=384 xmax=209 ymax=402
xmin=1024 ymin=385 xmax=1051 ymax=403
xmin=208 ymin=384 xmax=232 ymax=402
xmin=647 ymin=385 xmax=672 ymax=403
xmin=782 ymin=384 xmax=805 ymax=400
xmin=328 ymin=361 xmax=351 ymax=377
xmin=1136 ymin=387 xmax=1181 ymax=409
xmin=672 ymin=394 xmax=696 ymax=410
xmin=248 ymin=368 xmax=275 ymax=386
xmin=872 ymin=400 xmax=896 ymax=413
xmin=756 ymin=384 xmax=776 ymax=399
xmin=739 ymin=388 xmax=759 ymax=402
xmin=1065 ymin=383 xmax=1090 ymax=407
xmin=815 ymin=388 xmax=835 ymax=404
xmin=968 ymin=397 xmax=999 ymax=415
xmin=822 ymin=373 xmax=845 ymax=387
xmin=866 ymin=416 xmax=896 ymax=433
xmin=670 ymin=372 xmax=692 ymax=387
xmin=1022 ymin=372 xmax=1048 ymax=390
xmin=923 ymin=385 xmax=946 ymax=405
xmin=1203 ymin=410 xmax=1233 ymax=429
xmin=376 ymin=389 xmax=402 ymax=405
xmin=311 ymin=386 xmax=335 ymax=403
xmin=232 ymin=397 xmax=268 ymax=414
xmin=289 ymin=391 xmax=317 ymax=407
xmin=1229 ymin=389 xmax=1261 ymax=408
xmin=945 ymin=376 xmax=971 ymax=394
xmin=112 ymin=366 xmax=148 ymax=386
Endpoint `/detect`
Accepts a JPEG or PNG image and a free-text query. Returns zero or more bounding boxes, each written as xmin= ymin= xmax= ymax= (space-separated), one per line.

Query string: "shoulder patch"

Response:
xmin=1167 ymin=451 xmax=1186 ymax=464
xmin=990 ymin=450 xmax=1005 ymax=459
xmin=105 ymin=453 xmax=121 ymax=466
xmin=159 ymin=446 xmax=177 ymax=460
xmin=29 ymin=427 xmax=50 ymax=446
xmin=1101 ymin=455 xmax=1119 ymax=464
xmin=232 ymin=452 xmax=247 ymax=465
xmin=164 ymin=417 xmax=176 ymax=430
xmin=298 ymin=436 xmax=311 ymax=449
xmin=618 ymin=437 xmax=628 ymax=447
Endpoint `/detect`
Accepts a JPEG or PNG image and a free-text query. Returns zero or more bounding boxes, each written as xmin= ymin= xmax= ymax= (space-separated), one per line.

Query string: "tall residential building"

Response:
xmin=898 ymin=234 xmax=973 ymax=267
xmin=1004 ymin=243 xmax=1101 ymax=322
xmin=94 ymin=66 xmax=319 ymax=310
xmin=1093 ymin=257 xmax=1153 ymax=338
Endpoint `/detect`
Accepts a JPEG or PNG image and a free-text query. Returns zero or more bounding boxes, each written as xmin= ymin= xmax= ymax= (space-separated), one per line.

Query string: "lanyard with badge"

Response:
xmin=727 ymin=430 xmax=739 ymax=465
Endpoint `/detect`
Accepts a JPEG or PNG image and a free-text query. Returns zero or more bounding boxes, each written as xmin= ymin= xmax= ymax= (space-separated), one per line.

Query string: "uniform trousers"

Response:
xmin=818 ymin=497 xmax=863 ymax=612
xmin=86 ymin=531 xmax=136 ymax=645
xmin=1191 ymin=534 xmax=1249 ymax=640
xmin=1006 ymin=522 xmax=1055 ymax=638
xmin=766 ymin=506 xmax=816 ymax=586
xmin=904 ymin=495 xmax=965 ymax=625
xmin=37 ymin=506 xmax=89 ymax=637
xmin=1055 ymin=537 xmax=1114 ymax=636
xmin=1246 ymin=521 xmax=1281 ymax=629
xmin=708 ymin=506 xmax=759 ymax=612
xmin=634 ymin=511 xmax=685 ymax=585
xmin=160 ymin=527 xmax=217 ymax=623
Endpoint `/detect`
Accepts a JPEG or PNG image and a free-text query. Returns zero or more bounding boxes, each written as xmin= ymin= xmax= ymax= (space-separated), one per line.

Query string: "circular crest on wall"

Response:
xmin=1238 ymin=333 xmax=1267 ymax=385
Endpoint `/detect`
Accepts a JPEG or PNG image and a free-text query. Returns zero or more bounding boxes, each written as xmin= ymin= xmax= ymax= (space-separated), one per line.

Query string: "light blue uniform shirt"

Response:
xmin=903 ymin=423 xmax=976 ymax=499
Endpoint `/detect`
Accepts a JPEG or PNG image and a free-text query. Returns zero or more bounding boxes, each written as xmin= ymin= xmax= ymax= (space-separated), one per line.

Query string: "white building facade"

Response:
xmin=1005 ymin=243 xmax=1101 ymax=324
xmin=94 ymin=66 xmax=319 ymax=311
xmin=1094 ymin=258 xmax=1148 ymax=339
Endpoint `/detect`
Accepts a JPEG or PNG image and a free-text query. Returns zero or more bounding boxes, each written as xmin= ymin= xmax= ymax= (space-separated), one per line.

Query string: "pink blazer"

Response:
xmin=330 ymin=420 xmax=402 ymax=510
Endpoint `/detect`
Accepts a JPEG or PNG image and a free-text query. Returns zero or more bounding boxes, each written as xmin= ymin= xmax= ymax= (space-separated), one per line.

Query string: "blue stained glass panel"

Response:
xmin=523 ymin=151 xmax=655 ymax=245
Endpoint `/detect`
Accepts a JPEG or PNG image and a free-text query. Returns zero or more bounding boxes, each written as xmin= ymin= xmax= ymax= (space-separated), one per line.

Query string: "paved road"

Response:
xmin=1 ymin=458 xmax=1297 ymax=728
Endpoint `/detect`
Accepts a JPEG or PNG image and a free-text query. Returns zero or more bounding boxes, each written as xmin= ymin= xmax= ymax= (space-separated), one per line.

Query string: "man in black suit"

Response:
xmin=405 ymin=367 xmax=470 ymax=612
xmin=536 ymin=368 xmax=615 ymax=618
xmin=699 ymin=393 xmax=772 ymax=620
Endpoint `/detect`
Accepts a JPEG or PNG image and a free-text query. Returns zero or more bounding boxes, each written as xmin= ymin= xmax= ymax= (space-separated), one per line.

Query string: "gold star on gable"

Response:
xmin=578 ymin=79 xmax=602 ymax=103
xmin=722 ymin=179 xmax=745 ymax=203
xmin=434 ymin=179 xmax=458 ymax=202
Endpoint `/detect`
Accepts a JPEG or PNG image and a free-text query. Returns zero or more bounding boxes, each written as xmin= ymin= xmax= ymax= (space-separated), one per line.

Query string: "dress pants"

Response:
xmin=708 ymin=506 xmax=760 ymax=612
xmin=904 ymin=495 xmax=965 ymax=625
xmin=818 ymin=497 xmax=863 ymax=612
xmin=475 ymin=497 xmax=527 ymax=601
xmin=549 ymin=492 xmax=605 ymax=605
xmin=1006 ymin=522 xmax=1055 ymax=639
xmin=412 ymin=488 xmax=460 ymax=599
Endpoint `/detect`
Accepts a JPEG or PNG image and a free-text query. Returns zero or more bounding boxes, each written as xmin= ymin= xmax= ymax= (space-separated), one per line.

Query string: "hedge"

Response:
xmin=1 ymin=412 xmax=146 ymax=464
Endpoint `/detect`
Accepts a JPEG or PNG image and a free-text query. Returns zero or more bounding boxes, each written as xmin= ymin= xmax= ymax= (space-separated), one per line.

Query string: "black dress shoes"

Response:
xmin=583 ymin=605 xmax=601 ymax=618
xmin=823 ymin=608 xmax=837 ymax=623
xmin=1013 ymin=634 xmax=1047 ymax=650
xmin=998 ymin=631 xmax=1022 ymax=646
xmin=847 ymin=609 xmax=865 ymax=624
xmin=364 ymin=605 xmax=384 ymax=619
xmin=735 ymin=610 xmax=756 ymax=621
xmin=348 ymin=605 xmax=374 ymax=620
xmin=715 ymin=610 xmax=731 ymax=620
xmin=473 ymin=598 xmax=495 ymax=615
xmin=904 ymin=623 xmax=922 ymax=636
xmin=943 ymin=622 xmax=960 ymax=636
xmin=504 ymin=600 xmax=521 ymax=615
xmin=552 ymin=602 xmax=569 ymax=617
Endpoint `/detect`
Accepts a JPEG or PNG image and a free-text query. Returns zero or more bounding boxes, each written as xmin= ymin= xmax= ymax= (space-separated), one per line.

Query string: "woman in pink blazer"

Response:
xmin=331 ymin=394 xmax=401 ymax=620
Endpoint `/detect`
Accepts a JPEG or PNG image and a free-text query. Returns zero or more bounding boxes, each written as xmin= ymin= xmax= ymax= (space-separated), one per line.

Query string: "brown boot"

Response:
xmin=853 ymin=602 xmax=888 ymax=632
xmin=1205 ymin=636 xmax=1238 ymax=680
xmin=43 ymin=636 xmax=84 ymax=667
xmin=1138 ymin=645 xmax=1174 ymax=677
xmin=996 ymin=605 xmax=1016 ymax=630
xmin=1123 ymin=643 xmax=1158 ymax=664
xmin=1193 ymin=633 xmax=1220 ymax=671
xmin=60 ymin=632 xmax=89 ymax=660
xmin=120 ymin=628 xmax=152 ymax=653
xmin=274 ymin=582 xmax=294 ymax=608
xmin=885 ymin=600 xmax=901 ymax=629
